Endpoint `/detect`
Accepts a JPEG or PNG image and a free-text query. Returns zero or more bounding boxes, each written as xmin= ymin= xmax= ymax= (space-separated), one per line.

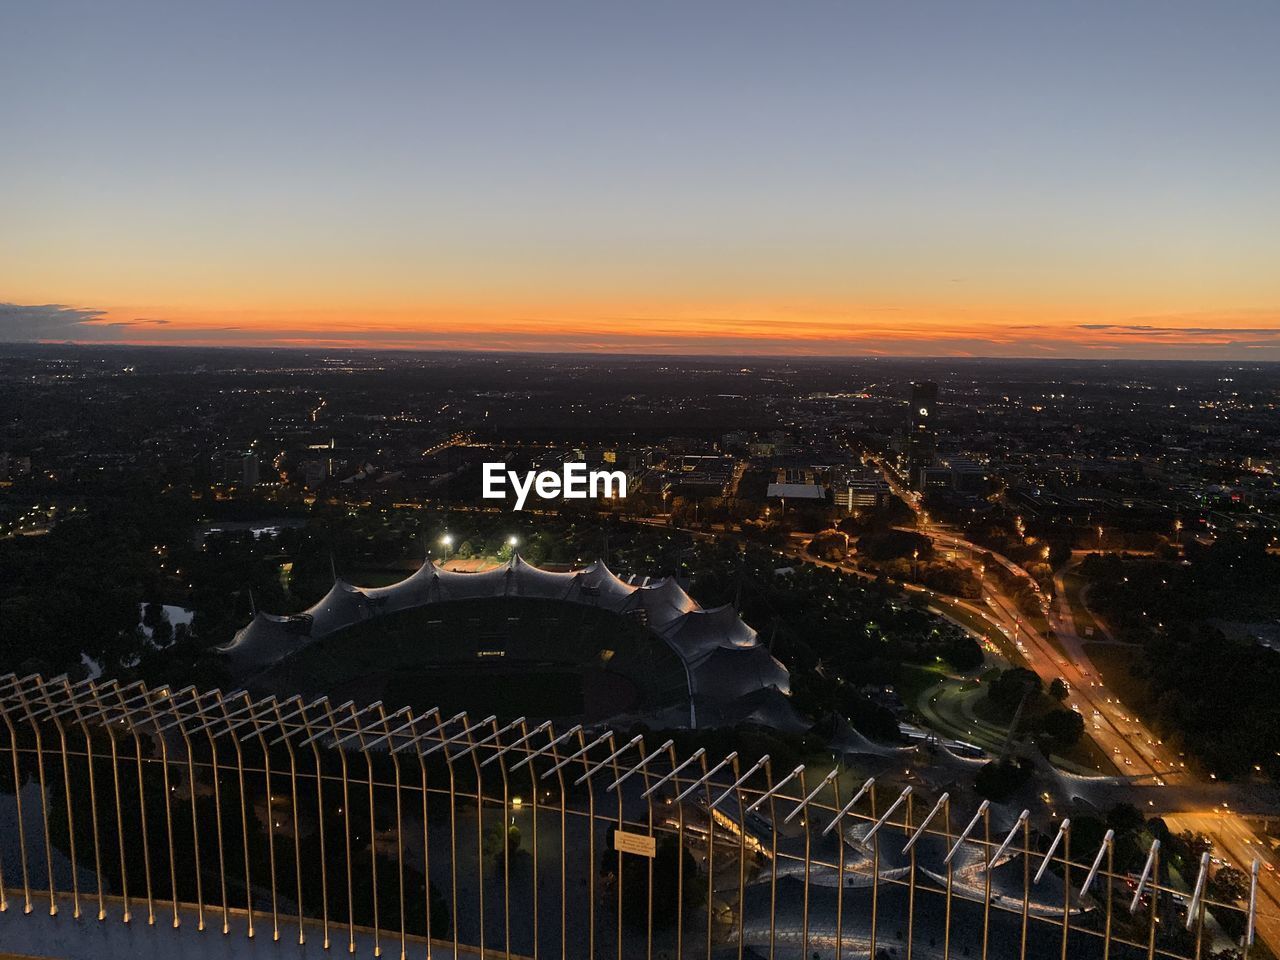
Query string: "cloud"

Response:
xmin=1078 ymin=323 xmax=1280 ymax=337
xmin=98 ymin=318 xmax=172 ymax=328
xmin=3 ymin=300 xmax=1277 ymax=358
xmin=0 ymin=302 xmax=108 ymax=340
xmin=0 ymin=303 xmax=186 ymax=342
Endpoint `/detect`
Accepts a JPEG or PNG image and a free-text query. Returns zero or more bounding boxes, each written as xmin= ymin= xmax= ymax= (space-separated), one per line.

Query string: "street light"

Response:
xmin=507 ymin=535 xmax=519 ymax=548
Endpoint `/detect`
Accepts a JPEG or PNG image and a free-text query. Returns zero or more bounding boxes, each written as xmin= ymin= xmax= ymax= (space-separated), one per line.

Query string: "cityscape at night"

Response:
xmin=2 ymin=2 xmax=1278 ymax=960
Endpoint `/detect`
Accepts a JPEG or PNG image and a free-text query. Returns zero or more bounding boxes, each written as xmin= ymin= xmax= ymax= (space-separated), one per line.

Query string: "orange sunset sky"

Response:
xmin=3 ymin=1 xmax=1278 ymax=359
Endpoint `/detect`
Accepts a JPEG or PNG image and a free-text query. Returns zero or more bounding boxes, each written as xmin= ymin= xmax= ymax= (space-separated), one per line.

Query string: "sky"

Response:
xmin=2 ymin=0 xmax=1279 ymax=358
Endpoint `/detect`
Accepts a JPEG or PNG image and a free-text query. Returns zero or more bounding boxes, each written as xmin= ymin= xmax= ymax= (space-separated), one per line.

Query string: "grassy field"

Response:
xmin=1062 ymin=569 xmax=1103 ymax=639
xmin=249 ymin=596 xmax=689 ymax=722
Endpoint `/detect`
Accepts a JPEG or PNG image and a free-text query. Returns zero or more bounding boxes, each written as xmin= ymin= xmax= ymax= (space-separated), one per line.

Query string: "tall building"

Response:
xmin=907 ymin=381 xmax=939 ymax=486
xmin=214 ymin=450 xmax=259 ymax=487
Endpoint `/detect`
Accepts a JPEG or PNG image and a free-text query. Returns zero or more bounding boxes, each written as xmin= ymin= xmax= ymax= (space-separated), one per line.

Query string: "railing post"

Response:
xmin=60 ymin=678 xmax=107 ymax=921
xmin=32 ymin=679 xmax=82 ymax=918
xmin=114 ymin=685 xmax=156 ymax=926
xmin=322 ymin=700 xmax=354 ymax=951
xmin=296 ymin=701 xmax=331 ymax=949
xmin=271 ymin=698 xmax=306 ymax=945
xmin=14 ymin=682 xmax=58 ymax=916
xmin=380 ymin=706 xmax=408 ymax=960
xmin=166 ymin=689 xmax=206 ymax=931
xmin=1 ymin=679 xmax=33 ymax=914
xmin=139 ymin=688 xmax=180 ymax=929
xmin=201 ymin=692 xmax=231 ymax=934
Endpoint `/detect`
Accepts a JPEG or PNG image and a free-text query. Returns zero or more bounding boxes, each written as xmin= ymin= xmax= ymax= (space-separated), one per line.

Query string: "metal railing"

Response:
xmin=0 ymin=672 xmax=1266 ymax=960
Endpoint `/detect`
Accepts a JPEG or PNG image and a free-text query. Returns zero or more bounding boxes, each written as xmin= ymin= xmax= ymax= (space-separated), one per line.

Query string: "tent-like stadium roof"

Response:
xmin=220 ymin=556 xmax=791 ymax=728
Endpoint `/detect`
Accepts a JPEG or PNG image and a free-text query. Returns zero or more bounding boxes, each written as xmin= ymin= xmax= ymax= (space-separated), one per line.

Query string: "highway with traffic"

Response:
xmin=867 ymin=453 xmax=1280 ymax=952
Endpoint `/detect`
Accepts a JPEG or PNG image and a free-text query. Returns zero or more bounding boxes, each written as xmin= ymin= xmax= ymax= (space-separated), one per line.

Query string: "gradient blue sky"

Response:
xmin=2 ymin=0 xmax=1278 ymax=356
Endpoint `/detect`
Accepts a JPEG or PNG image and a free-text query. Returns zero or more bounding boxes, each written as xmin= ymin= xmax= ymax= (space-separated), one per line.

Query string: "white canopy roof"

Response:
xmin=220 ymin=554 xmax=791 ymax=725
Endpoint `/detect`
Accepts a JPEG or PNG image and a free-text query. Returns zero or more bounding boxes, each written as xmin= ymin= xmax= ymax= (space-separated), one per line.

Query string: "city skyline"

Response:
xmin=3 ymin=0 xmax=1279 ymax=358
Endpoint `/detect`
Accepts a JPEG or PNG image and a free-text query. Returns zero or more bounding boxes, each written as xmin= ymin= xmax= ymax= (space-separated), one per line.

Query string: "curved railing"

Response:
xmin=0 ymin=672 xmax=1265 ymax=960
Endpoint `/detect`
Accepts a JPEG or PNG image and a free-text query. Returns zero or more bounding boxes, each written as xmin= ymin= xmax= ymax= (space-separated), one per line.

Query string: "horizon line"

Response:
xmin=3 ymin=338 xmax=1278 ymax=365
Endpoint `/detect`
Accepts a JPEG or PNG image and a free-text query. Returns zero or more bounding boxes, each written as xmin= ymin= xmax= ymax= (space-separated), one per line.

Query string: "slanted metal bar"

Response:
xmin=473 ymin=716 xmax=547 ymax=773
xmin=296 ymin=699 xmax=383 ymax=747
xmin=378 ymin=709 xmax=462 ymax=755
xmin=214 ymin=696 xmax=281 ymax=738
xmin=864 ymin=786 xmax=912 ymax=844
xmin=902 ymin=792 xmax=949 ymax=853
xmin=783 ymin=767 xmax=838 ymax=824
xmin=821 ymin=776 xmax=874 ymax=834
xmin=184 ymin=696 xmax=264 ymax=737
xmin=150 ymin=688 xmax=239 ymax=733
xmin=240 ymin=696 xmax=328 ymax=742
xmin=65 ymin=683 xmax=151 ymax=725
xmin=943 ymin=799 xmax=989 ymax=864
xmin=1128 ymin=839 xmax=1159 ymax=913
xmin=1244 ymin=859 xmax=1259 ymax=949
xmin=415 ymin=715 xmax=495 ymax=758
xmin=540 ymin=729 xmax=615 ymax=780
xmin=1080 ymin=829 xmax=1115 ymax=897
xmin=21 ymin=678 xmax=94 ymax=720
xmin=573 ymin=734 xmax=643 ymax=786
xmin=708 ymin=754 xmax=769 ymax=811
xmin=672 ymin=751 xmax=737 ymax=805
xmin=510 ymin=724 xmax=583 ymax=773
xmin=746 ymin=763 xmax=805 ymax=814
xmin=641 ymin=748 xmax=707 ymax=800
xmin=479 ymin=719 xmax=552 ymax=768
xmin=329 ymin=704 xmax=411 ymax=748
xmin=1034 ymin=818 xmax=1070 ymax=884
xmin=36 ymin=680 xmax=126 ymax=723
xmin=986 ymin=809 xmax=1030 ymax=870
xmin=449 ymin=715 xmax=527 ymax=763
xmin=1186 ymin=852 xmax=1210 ymax=931
xmin=0 ymin=673 xmax=46 ymax=701
xmin=265 ymin=698 xmax=349 ymax=745
xmin=605 ymin=738 xmax=673 ymax=791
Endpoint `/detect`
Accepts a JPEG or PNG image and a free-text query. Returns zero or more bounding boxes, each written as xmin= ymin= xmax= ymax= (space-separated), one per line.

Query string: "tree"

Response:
xmin=1106 ymin=802 xmax=1146 ymax=836
xmin=989 ymin=667 xmax=1041 ymax=713
xmin=974 ymin=758 xmax=1031 ymax=802
xmin=1048 ymin=677 xmax=1069 ymax=701
xmin=941 ymin=634 xmax=984 ymax=672
xmin=1209 ymin=865 xmax=1249 ymax=905
xmin=807 ymin=529 xmax=849 ymax=562
xmin=1039 ymin=708 xmax=1084 ymax=751
xmin=604 ymin=829 xmax=704 ymax=928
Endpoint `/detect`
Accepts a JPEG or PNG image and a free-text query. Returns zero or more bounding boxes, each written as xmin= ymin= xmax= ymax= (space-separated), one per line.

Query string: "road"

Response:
xmin=866 ymin=453 xmax=1280 ymax=951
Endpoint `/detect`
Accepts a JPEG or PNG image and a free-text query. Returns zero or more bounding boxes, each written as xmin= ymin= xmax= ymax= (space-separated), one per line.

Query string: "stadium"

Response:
xmin=220 ymin=555 xmax=798 ymax=729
